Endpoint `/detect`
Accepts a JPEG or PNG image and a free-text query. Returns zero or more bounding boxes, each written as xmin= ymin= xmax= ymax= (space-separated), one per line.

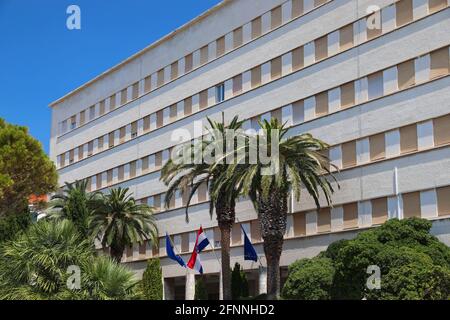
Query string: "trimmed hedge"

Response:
xmin=141 ymin=258 xmax=163 ymax=300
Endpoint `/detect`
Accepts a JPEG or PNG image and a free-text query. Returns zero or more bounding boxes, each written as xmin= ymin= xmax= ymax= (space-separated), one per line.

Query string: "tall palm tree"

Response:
xmin=160 ymin=116 xmax=244 ymax=300
xmin=47 ymin=179 xmax=101 ymax=239
xmin=215 ymin=118 xmax=337 ymax=299
xmin=89 ymin=187 xmax=158 ymax=263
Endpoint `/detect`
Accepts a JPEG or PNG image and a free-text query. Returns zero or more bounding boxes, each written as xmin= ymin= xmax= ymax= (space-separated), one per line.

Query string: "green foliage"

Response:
xmin=47 ymin=180 xmax=100 ymax=239
xmin=0 ymin=118 xmax=58 ymax=215
xmin=231 ymin=263 xmax=249 ymax=299
xmin=0 ymin=209 xmax=31 ymax=243
xmin=0 ymin=219 xmax=137 ymax=300
xmin=282 ymin=257 xmax=335 ymax=300
xmin=195 ymin=277 xmax=209 ymax=300
xmin=282 ymin=218 xmax=450 ymax=300
xmin=141 ymin=258 xmax=163 ymax=300
xmin=89 ymin=187 xmax=158 ymax=263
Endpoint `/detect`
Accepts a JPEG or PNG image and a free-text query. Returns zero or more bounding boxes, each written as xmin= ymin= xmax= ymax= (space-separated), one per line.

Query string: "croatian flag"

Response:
xmin=187 ymin=227 xmax=210 ymax=274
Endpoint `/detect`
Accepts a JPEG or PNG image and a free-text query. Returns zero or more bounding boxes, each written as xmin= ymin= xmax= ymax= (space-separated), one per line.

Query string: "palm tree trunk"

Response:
xmin=258 ymin=189 xmax=288 ymax=300
xmin=219 ymin=224 xmax=232 ymax=300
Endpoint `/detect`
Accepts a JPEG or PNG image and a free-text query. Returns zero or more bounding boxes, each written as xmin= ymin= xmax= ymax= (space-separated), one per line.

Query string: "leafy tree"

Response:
xmin=217 ymin=119 xmax=336 ymax=298
xmin=195 ymin=277 xmax=209 ymax=300
xmin=0 ymin=118 xmax=57 ymax=215
xmin=141 ymin=258 xmax=163 ymax=300
xmin=161 ymin=116 xmax=245 ymax=300
xmin=47 ymin=179 xmax=100 ymax=239
xmin=0 ymin=209 xmax=31 ymax=243
xmin=231 ymin=262 xmax=249 ymax=299
xmin=0 ymin=219 xmax=138 ymax=300
xmin=89 ymin=187 xmax=158 ymax=263
xmin=282 ymin=257 xmax=334 ymax=300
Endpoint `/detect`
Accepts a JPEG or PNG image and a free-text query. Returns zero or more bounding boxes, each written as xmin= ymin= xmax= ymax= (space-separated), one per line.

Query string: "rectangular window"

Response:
xmin=232 ymin=223 xmax=242 ymax=245
xmin=403 ymin=191 xmax=421 ymax=218
xmin=69 ymin=149 xmax=74 ymax=164
xmin=232 ymin=74 xmax=242 ymax=95
xmin=366 ymin=16 xmax=382 ymax=40
xmin=315 ymin=36 xmax=328 ymax=61
xmin=339 ymin=24 xmax=354 ymax=51
xmin=144 ymin=75 xmax=152 ymax=93
xmin=70 ymin=116 xmax=76 ymax=129
xmin=397 ymin=60 xmax=415 ymax=89
xmin=368 ymin=71 xmax=384 ymax=100
xmin=143 ymin=115 xmax=150 ymax=132
xmin=214 ymin=227 xmax=221 ymax=248
xmin=251 ymin=220 xmax=262 ymax=242
xmin=109 ymin=132 xmax=115 ymax=148
xmin=342 ymin=141 xmax=357 ymax=168
xmin=317 ymin=208 xmax=331 ymax=233
xmin=315 ymin=92 xmax=328 ymax=117
xmin=184 ymin=97 xmax=192 ymax=116
xmin=78 ymin=146 xmax=84 ymax=161
xmin=200 ymin=46 xmax=209 ymax=65
xmin=400 ymin=124 xmax=418 ymax=154
xmin=293 ymin=213 xmax=306 ymax=236
xmin=430 ymin=47 xmax=450 ymax=79
xmin=429 ymin=0 xmax=447 ymax=13
xmin=271 ymin=6 xmax=282 ymax=29
xmin=181 ymin=233 xmax=189 ymax=253
xmin=271 ymin=57 xmax=282 ymax=80
xmin=314 ymin=0 xmax=327 ymax=5
xmin=155 ymin=152 xmax=162 ymax=169
xmin=119 ymin=126 xmax=126 ymax=144
xmin=89 ymin=106 xmax=95 ymax=120
xmin=292 ymin=46 xmax=304 ymax=71
xmin=79 ymin=111 xmax=85 ymax=126
xmin=343 ymin=203 xmax=358 ymax=229
xmin=153 ymin=194 xmax=161 ymax=212
xmin=157 ymin=69 xmax=164 ymax=87
xmin=340 ymin=82 xmax=355 ymax=109
xmin=141 ymin=157 xmax=149 ymax=174
xmin=118 ymin=165 xmax=125 ymax=181
xmin=169 ymin=104 xmax=177 ymax=122
xmin=156 ymin=110 xmax=163 ymax=128
xmin=109 ymin=95 xmax=116 ymax=111
xmin=87 ymin=141 xmax=94 ymax=156
xmin=251 ymin=17 xmax=262 ymax=39
xmin=370 ymin=133 xmax=386 ymax=161
xmin=120 ymin=88 xmax=127 ymax=105
xmin=132 ymin=82 xmax=139 ymax=100
xmin=86 ymin=178 xmax=91 ymax=192
xmin=251 ymin=66 xmax=262 ymax=88
xmin=59 ymin=153 xmax=66 ymax=167
xmin=199 ymin=90 xmax=208 ymax=109
xmin=99 ymin=100 xmax=106 ymax=115
xmin=131 ymin=121 xmax=138 ymax=138
xmin=129 ymin=161 xmax=136 ymax=179
xmin=197 ymin=181 xmax=208 ymax=202
xmin=216 ymin=84 xmax=225 ymax=103
xmin=371 ymin=197 xmax=388 ymax=225
xmin=433 ymin=114 xmax=450 ymax=146
xmin=291 ymin=0 xmax=304 ymax=18
xmin=96 ymin=174 xmax=102 ymax=190
xmin=98 ymin=136 xmax=104 ymax=152
xmin=171 ymin=61 xmax=178 ymax=80
xmin=437 ymin=186 xmax=450 ymax=216
xmin=271 ymin=108 xmax=282 ymax=122
xmin=184 ymin=53 xmax=193 ymax=73
xmin=396 ymin=0 xmax=413 ymax=27
xmin=216 ymin=36 xmax=225 ymax=57
xmin=107 ymin=170 xmax=113 ymax=186
xmin=139 ymin=241 xmax=147 ymax=255
xmin=233 ymin=27 xmax=243 ymax=48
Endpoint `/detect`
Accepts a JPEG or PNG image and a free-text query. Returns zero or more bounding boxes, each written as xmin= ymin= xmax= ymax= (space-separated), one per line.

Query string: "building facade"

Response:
xmin=50 ymin=0 xmax=450 ymax=299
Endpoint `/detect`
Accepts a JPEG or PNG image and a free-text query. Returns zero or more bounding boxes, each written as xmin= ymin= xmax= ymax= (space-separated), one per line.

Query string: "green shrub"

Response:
xmin=282 ymin=257 xmax=334 ymax=300
xmin=231 ymin=262 xmax=249 ymax=299
xmin=195 ymin=277 xmax=208 ymax=300
xmin=141 ymin=258 xmax=163 ymax=300
xmin=0 ymin=210 xmax=31 ymax=243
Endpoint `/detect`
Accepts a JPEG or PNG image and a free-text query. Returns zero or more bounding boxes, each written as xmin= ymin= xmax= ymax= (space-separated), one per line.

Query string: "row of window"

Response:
xmin=59 ymin=0 xmax=333 ymax=136
xmin=58 ymin=0 xmax=448 ymax=167
xmin=120 ymin=185 xmax=450 ymax=261
xmin=58 ymin=45 xmax=450 ymax=170
xmin=88 ymin=113 xmax=449 ymax=217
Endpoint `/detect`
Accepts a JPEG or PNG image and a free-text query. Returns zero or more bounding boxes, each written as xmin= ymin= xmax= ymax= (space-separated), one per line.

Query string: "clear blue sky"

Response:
xmin=0 ymin=0 xmax=221 ymax=153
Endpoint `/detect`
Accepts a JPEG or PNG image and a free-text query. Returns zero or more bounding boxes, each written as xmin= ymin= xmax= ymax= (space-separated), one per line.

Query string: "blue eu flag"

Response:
xmin=241 ymin=225 xmax=258 ymax=262
xmin=166 ymin=233 xmax=186 ymax=268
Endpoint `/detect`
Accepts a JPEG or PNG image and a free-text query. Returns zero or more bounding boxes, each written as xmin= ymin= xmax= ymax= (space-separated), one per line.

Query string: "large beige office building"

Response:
xmin=50 ymin=0 xmax=450 ymax=299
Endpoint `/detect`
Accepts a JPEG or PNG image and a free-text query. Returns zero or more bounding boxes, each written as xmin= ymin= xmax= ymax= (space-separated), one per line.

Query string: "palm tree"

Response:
xmin=89 ymin=187 xmax=158 ymax=263
xmin=0 ymin=219 xmax=139 ymax=300
xmin=160 ymin=116 xmax=244 ymax=300
xmin=215 ymin=118 xmax=337 ymax=299
xmin=47 ymin=179 xmax=100 ymax=239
